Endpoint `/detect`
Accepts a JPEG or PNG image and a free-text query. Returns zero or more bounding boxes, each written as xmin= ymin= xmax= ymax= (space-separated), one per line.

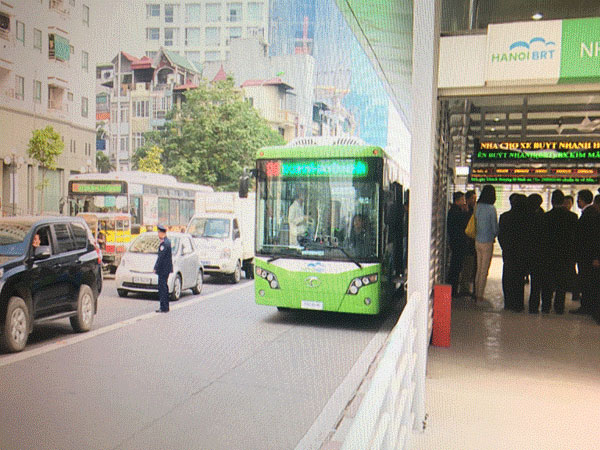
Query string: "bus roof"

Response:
xmin=69 ymin=171 xmax=213 ymax=192
xmin=257 ymin=144 xmax=386 ymax=160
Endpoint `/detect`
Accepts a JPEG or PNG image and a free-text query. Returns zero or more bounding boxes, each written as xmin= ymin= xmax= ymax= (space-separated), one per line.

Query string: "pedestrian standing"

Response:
xmin=474 ymin=185 xmax=499 ymax=302
xmin=446 ymin=191 xmax=469 ymax=296
xmin=154 ymin=225 xmax=173 ymax=313
xmin=525 ymin=193 xmax=548 ymax=313
xmin=459 ymin=189 xmax=477 ymax=297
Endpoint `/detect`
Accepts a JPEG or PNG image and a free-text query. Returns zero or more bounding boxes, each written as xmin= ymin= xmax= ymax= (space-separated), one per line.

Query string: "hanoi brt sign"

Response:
xmin=484 ymin=18 xmax=600 ymax=86
xmin=486 ymin=20 xmax=563 ymax=85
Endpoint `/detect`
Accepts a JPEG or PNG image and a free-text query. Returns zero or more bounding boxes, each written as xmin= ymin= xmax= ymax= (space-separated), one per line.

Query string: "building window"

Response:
xmin=81 ymin=50 xmax=88 ymax=72
xmin=247 ymin=26 xmax=264 ymax=38
xmin=164 ymin=4 xmax=175 ymax=23
xmin=248 ymin=2 xmax=263 ymax=22
xmin=68 ymin=92 xmax=73 ymax=102
xmin=16 ymin=20 xmax=24 ymax=45
xmin=205 ymin=51 xmax=219 ymax=62
xmin=146 ymin=4 xmax=160 ymax=18
xmin=206 ymin=3 xmax=220 ymax=22
xmin=185 ymin=51 xmax=202 ymax=67
xmin=185 ymin=4 xmax=201 ymax=23
xmin=33 ymin=80 xmax=41 ymax=103
xmin=120 ymin=103 xmax=128 ymax=122
xmin=227 ymin=27 xmax=241 ymax=44
xmin=146 ymin=51 xmax=157 ymax=59
xmin=133 ymin=132 xmax=145 ymax=151
xmin=185 ymin=27 xmax=201 ymax=46
xmin=81 ymin=97 xmax=88 ymax=117
xmin=146 ymin=28 xmax=159 ymax=41
xmin=15 ymin=75 xmax=24 ymax=100
xmin=0 ymin=12 xmax=10 ymax=38
xmin=164 ymin=28 xmax=177 ymax=46
xmin=82 ymin=4 xmax=89 ymax=26
xmin=227 ymin=3 xmax=242 ymax=22
xmin=33 ymin=28 xmax=42 ymax=51
xmin=133 ymin=100 xmax=149 ymax=117
xmin=205 ymin=27 xmax=220 ymax=47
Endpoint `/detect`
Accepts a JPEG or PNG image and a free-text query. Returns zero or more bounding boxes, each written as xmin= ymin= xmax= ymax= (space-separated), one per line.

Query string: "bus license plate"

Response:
xmin=301 ymin=300 xmax=323 ymax=310
xmin=133 ymin=276 xmax=151 ymax=284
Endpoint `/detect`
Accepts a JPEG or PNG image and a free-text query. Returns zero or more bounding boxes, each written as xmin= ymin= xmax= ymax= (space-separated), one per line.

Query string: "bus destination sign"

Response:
xmin=469 ymin=167 xmax=600 ymax=184
xmin=265 ymin=160 xmax=369 ymax=178
xmin=474 ymin=140 xmax=600 ymax=162
xmin=70 ymin=182 xmax=126 ymax=194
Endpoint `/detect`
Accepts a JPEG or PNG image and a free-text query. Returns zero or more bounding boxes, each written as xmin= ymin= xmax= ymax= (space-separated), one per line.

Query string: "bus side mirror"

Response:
xmin=239 ymin=169 xmax=250 ymax=198
xmin=131 ymin=224 xmax=141 ymax=235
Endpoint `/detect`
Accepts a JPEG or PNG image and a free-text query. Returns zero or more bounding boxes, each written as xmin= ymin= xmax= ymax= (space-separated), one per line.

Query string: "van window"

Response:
xmin=53 ymin=223 xmax=75 ymax=253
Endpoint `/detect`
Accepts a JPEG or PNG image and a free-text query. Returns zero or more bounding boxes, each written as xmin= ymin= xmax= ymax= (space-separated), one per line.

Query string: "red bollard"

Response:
xmin=432 ymin=284 xmax=452 ymax=347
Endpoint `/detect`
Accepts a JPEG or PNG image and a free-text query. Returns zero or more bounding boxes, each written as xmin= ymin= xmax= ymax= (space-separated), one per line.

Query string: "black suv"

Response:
xmin=0 ymin=216 xmax=102 ymax=352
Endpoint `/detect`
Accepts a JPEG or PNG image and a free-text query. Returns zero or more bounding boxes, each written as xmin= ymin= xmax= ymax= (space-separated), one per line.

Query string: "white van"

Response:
xmin=187 ymin=192 xmax=255 ymax=283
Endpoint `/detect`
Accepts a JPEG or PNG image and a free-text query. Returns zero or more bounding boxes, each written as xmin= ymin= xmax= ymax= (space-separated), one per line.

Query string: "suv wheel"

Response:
xmin=191 ymin=270 xmax=203 ymax=295
xmin=70 ymin=285 xmax=95 ymax=332
xmin=2 ymin=296 xmax=29 ymax=352
xmin=170 ymin=274 xmax=182 ymax=301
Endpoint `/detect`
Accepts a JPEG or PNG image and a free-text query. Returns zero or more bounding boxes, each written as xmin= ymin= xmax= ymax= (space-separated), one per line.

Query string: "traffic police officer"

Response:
xmin=154 ymin=225 xmax=173 ymax=313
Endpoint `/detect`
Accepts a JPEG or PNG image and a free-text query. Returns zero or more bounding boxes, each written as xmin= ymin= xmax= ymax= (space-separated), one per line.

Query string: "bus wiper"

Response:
xmin=304 ymin=242 xmax=362 ymax=269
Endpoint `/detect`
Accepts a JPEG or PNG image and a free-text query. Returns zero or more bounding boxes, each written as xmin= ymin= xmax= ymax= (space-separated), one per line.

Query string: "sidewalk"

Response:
xmin=412 ymin=255 xmax=600 ymax=450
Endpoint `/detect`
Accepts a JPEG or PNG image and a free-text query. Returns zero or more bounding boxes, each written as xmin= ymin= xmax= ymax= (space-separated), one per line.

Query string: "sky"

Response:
xmin=91 ymin=1 xmax=146 ymax=63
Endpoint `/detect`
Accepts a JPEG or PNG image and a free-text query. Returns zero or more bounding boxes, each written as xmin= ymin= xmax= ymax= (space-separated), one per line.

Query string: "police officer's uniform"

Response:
xmin=154 ymin=225 xmax=173 ymax=312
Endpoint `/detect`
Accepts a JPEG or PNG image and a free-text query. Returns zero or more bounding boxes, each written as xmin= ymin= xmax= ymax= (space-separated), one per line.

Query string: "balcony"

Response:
xmin=276 ymin=109 xmax=298 ymax=126
xmin=48 ymin=99 xmax=70 ymax=116
xmin=0 ymin=32 xmax=15 ymax=70
xmin=49 ymin=0 xmax=70 ymax=16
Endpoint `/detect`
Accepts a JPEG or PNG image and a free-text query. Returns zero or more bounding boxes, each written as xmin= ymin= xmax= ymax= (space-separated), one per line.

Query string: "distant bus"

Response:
xmin=252 ymin=137 xmax=409 ymax=315
xmin=68 ymin=171 xmax=213 ymax=271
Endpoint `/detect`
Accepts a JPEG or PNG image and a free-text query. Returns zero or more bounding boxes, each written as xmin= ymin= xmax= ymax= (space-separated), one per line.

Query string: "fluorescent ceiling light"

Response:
xmin=532 ymin=12 xmax=543 ymax=20
xmin=456 ymin=166 xmax=470 ymax=176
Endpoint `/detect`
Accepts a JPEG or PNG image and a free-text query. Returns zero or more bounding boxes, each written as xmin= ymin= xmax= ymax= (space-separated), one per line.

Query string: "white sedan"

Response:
xmin=115 ymin=232 xmax=204 ymax=301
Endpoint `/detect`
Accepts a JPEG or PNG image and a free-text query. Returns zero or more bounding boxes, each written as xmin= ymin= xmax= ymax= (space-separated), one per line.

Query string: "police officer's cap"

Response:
xmin=157 ymin=224 xmax=167 ymax=232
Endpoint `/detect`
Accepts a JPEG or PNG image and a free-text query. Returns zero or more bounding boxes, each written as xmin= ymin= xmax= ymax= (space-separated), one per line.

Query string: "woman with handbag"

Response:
xmin=474 ymin=185 xmax=499 ymax=302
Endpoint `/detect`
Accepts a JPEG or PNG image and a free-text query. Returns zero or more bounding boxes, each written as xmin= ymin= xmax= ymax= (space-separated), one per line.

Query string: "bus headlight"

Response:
xmin=256 ymin=267 xmax=280 ymax=289
xmin=347 ymin=274 xmax=378 ymax=295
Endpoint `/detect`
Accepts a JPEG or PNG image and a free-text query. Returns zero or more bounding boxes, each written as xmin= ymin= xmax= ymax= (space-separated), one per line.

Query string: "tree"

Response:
xmin=137 ymin=145 xmax=164 ymax=174
xmin=27 ymin=126 xmax=64 ymax=213
xmin=144 ymin=78 xmax=285 ymax=190
xmin=96 ymin=151 xmax=114 ymax=173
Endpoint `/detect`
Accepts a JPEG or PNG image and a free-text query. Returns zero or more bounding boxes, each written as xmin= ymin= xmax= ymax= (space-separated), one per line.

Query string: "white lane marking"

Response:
xmin=0 ymin=282 xmax=252 ymax=368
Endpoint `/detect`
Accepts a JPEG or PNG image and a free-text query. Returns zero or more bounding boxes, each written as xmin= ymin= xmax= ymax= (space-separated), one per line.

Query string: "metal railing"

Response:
xmin=339 ymin=291 xmax=428 ymax=450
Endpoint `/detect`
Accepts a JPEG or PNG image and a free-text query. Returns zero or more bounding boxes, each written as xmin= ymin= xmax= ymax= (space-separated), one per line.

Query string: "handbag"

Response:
xmin=465 ymin=210 xmax=476 ymax=239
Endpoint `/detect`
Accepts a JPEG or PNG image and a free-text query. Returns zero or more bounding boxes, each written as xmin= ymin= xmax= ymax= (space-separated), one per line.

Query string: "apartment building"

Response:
xmin=141 ymin=1 xmax=269 ymax=70
xmin=97 ymin=48 xmax=201 ymax=170
xmin=0 ymin=0 xmax=96 ymax=215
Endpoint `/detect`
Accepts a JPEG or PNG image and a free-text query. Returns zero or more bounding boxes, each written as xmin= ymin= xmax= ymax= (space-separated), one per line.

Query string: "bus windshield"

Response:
xmin=69 ymin=195 xmax=129 ymax=215
xmin=256 ymin=166 xmax=379 ymax=261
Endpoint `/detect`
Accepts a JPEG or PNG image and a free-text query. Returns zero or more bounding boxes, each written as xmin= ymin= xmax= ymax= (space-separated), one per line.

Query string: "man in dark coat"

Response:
xmin=541 ymin=190 xmax=577 ymax=314
xmin=525 ymin=193 xmax=548 ymax=313
xmin=571 ymin=190 xmax=600 ymax=318
xmin=154 ymin=225 xmax=173 ymax=313
xmin=498 ymin=193 xmax=528 ymax=311
xmin=446 ymin=191 xmax=469 ymax=296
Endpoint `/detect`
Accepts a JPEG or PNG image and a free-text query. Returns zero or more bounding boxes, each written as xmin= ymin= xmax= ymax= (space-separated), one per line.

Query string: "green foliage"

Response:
xmin=138 ymin=145 xmax=164 ymax=174
xmin=96 ymin=151 xmax=114 ymax=173
xmin=27 ymin=126 xmax=64 ymax=170
xmin=140 ymin=78 xmax=285 ymax=190
xmin=27 ymin=126 xmax=64 ymax=213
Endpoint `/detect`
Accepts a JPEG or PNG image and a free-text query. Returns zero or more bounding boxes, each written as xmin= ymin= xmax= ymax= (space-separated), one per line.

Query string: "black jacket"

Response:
xmin=575 ymin=205 xmax=600 ymax=263
xmin=154 ymin=237 xmax=173 ymax=276
xmin=498 ymin=205 xmax=528 ymax=262
xmin=545 ymin=207 xmax=577 ymax=264
xmin=447 ymin=204 xmax=469 ymax=251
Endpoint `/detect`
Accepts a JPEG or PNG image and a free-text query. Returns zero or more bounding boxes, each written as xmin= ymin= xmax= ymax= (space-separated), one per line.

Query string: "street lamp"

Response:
xmin=3 ymin=153 xmax=25 ymax=216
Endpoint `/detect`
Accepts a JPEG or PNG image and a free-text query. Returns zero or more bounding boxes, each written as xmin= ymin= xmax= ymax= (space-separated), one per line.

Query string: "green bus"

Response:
xmin=252 ymin=138 xmax=409 ymax=315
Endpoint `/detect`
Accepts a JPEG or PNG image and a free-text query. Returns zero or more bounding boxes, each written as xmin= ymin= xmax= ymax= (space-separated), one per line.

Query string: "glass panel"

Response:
xmin=187 ymin=218 xmax=230 ymax=239
xmin=54 ymin=223 xmax=75 ymax=253
xmin=206 ymin=3 xmax=220 ymax=22
xmin=248 ymin=2 xmax=263 ymax=22
xmin=185 ymin=4 xmax=201 ymax=22
xmin=205 ymin=27 xmax=220 ymax=46
xmin=158 ymin=198 xmax=169 ymax=224
xmin=129 ymin=234 xmax=180 ymax=254
xmin=185 ymin=27 xmax=201 ymax=46
xmin=256 ymin=159 xmax=380 ymax=261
